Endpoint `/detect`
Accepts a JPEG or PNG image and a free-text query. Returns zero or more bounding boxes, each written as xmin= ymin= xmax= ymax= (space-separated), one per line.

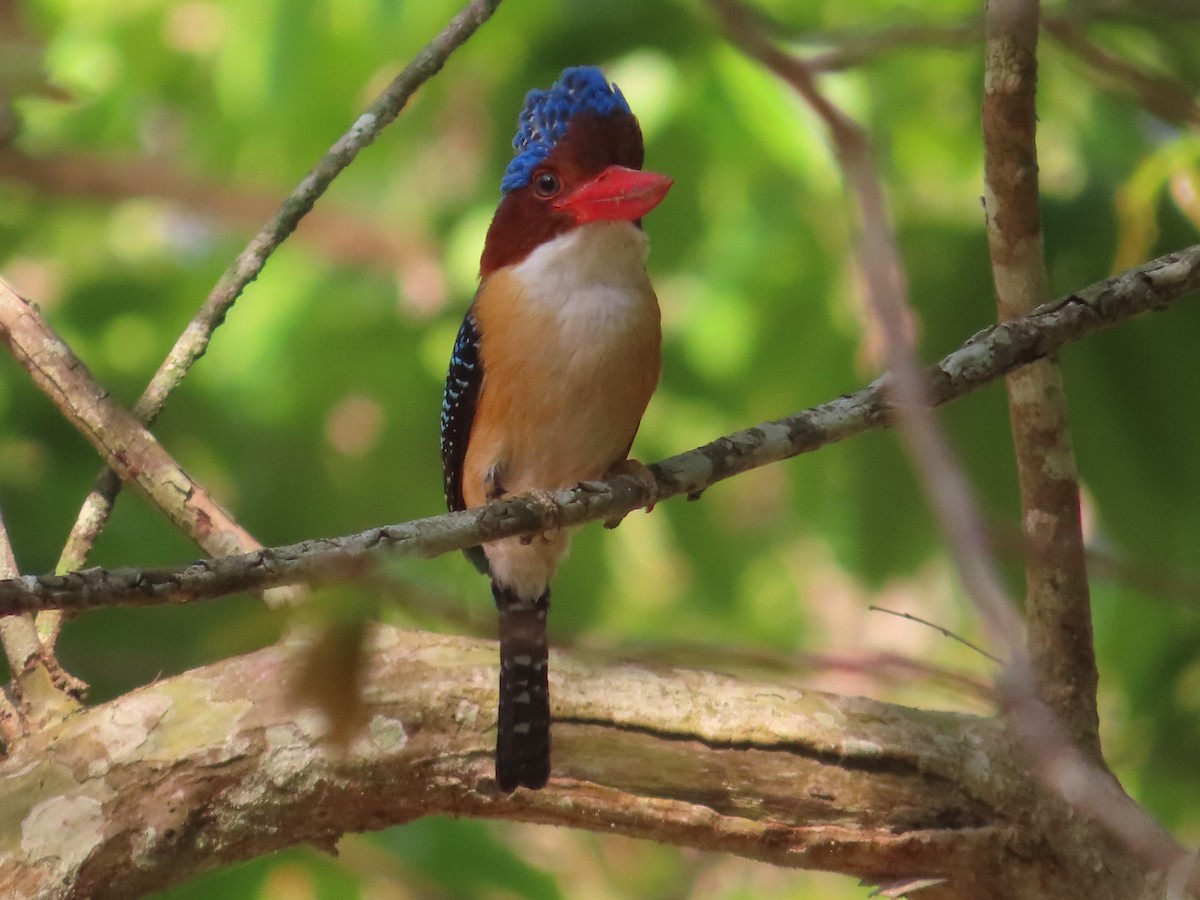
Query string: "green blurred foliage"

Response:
xmin=2 ymin=0 xmax=1200 ymax=896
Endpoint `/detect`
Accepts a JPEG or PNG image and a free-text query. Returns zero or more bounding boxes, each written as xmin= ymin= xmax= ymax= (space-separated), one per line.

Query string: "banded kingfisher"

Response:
xmin=440 ymin=66 xmax=672 ymax=791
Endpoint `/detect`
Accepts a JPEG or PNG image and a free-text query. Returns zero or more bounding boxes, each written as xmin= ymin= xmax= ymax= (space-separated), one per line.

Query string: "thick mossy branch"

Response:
xmin=0 ymin=626 xmax=1146 ymax=900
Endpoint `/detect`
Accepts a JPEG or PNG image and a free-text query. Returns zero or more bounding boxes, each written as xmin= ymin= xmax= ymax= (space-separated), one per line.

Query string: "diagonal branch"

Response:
xmin=1043 ymin=18 xmax=1200 ymax=129
xmin=0 ymin=243 xmax=1195 ymax=616
xmin=711 ymin=0 xmax=1024 ymax=651
xmin=804 ymin=17 xmax=982 ymax=72
xmin=130 ymin=0 xmax=502 ymax=429
xmin=0 ymin=148 xmax=427 ymax=272
xmin=0 ymin=279 xmax=263 ymax=562
xmin=35 ymin=0 xmax=503 ymax=647
xmin=711 ymin=0 xmax=1191 ymax=880
xmin=748 ymin=9 xmax=1200 ymax=134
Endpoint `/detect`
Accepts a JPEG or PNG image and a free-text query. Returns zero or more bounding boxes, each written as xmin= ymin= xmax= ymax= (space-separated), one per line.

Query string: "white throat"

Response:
xmin=510 ymin=222 xmax=651 ymax=303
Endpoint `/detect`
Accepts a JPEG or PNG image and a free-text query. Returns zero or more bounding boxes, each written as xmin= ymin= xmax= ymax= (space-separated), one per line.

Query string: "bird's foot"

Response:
xmin=602 ymin=458 xmax=659 ymax=529
xmin=519 ymin=488 xmax=561 ymax=545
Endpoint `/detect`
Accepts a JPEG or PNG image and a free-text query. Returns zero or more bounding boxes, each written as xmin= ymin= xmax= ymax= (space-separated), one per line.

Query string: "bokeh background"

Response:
xmin=2 ymin=0 xmax=1199 ymax=896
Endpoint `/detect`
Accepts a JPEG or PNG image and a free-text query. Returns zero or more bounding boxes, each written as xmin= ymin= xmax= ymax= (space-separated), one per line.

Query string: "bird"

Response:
xmin=440 ymin=66 xmax=672 ymax=792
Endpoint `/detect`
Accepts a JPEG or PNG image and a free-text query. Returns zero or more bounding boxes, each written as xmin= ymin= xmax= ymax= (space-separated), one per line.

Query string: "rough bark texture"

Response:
xmin=0 ymin=281 xmax=261 ymax=562
xmin=0 ymin=627 xmax=1161 ymax=899
xmin=983 ymin=0 xmax=1100 ymax=758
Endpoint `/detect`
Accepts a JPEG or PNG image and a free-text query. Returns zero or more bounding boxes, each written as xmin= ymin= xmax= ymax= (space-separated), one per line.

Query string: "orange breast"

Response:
xmin=462 ymin=223 xmax=663 ymax=596
xmin=463 ymin=267 xmax=661 ymax=507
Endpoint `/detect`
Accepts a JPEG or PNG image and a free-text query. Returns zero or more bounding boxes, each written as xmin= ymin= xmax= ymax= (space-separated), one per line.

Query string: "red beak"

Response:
xmin=553 ymin=165 xmax=673 ymax=225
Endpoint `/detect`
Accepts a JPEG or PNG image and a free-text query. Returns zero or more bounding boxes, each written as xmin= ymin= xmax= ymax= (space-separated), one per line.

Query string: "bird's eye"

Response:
xmin=533 ymin=170 xmax=561 ymax=199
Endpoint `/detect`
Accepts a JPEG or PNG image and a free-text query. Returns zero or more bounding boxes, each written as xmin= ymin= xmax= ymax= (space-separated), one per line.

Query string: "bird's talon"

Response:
xmin=525 ymin=488 xmax=562 ymax=538
xmin=605 ymin=458 xmax=659 ymax=511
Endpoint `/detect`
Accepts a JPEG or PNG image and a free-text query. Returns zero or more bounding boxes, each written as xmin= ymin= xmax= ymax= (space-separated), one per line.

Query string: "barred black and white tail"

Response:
xmin=493 ymin=583 xmax=551 ymax=791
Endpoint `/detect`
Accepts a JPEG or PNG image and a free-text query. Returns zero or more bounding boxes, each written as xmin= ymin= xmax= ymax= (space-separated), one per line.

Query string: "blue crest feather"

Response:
xmin=500 ymin=66 xmax=631 ymax=193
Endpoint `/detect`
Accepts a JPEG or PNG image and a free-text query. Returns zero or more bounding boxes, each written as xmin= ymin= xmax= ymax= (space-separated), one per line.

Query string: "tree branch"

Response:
xmin=984 ymin=0 xmax=1100 ymax=758
xmin=804 ymin=17 xmax=982 ymax=72
xmin=0 ymin=506 xmax=80 ymax=731
xmin=0 ymin=243 xmax=1195 ymax=616
xmin=712 ymin=0 xmax=1024 ymax=654
xmin=977 ymin=4 xmax=1192 ymax=882
xmin=712 ymin=3 xmax=1192 ymax=882
xmin=1043 ymin=18 xmax=1200 ymax=129
xmin=714 ymin=8 xmax=1200 ymax=133
xmin=0 ymin=147 xmax=432 ymax=272
xmin=0 ymin=499 xmax=45 ymax=674
xmin=129 ymin=0 xmax=502 ymax=428
xmin=0 ymin=279 xmax=263 ymax=562
xmin=706 ymin=40 xmax=1066 ymax=868
xmin=34 ymin=0 xmax=503 ymax=647
xmin=0 ymin=627 xmax=1157 ymax=899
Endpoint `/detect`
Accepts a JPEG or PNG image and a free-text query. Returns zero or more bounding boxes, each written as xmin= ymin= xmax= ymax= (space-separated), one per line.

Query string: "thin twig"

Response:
xmin=0 ymin=503 xmax=42 ymax=675
xmin=0 ymin=279 xmax=263 ymax=561
xmin=0 ymin=241 xmax=1195 ymax=615
xmin=1043 ymin=18 xmax=1200 ymax=128
xmin=711 ymin=0 xmax=1024 ymax=653
xmin=0 ymin=147 xmax=432 ymax=272
xmin=0 ymin=505 xmax=80 ymax=728
xmin=133 ymin=0 xmax=501 ymax=427
xmin=672 ymin=3 xmax=1200 ymax=131
xmin=35 ymin=0 xmax=504 ymax=646
xmin=0 ymin=507 xmax=26 ymax=745
xmin=990 ymin=522 xmax=1200 ymax=608
xmin=805 ymin=18 xmax=982 ymax=71
xmin=868 ymin=605 xmax=1003 ymax=664
xmin=714 ymin=0 xmax=1190 ymax=880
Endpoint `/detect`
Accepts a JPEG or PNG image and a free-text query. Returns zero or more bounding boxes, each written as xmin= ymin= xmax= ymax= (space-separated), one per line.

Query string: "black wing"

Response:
xmin=440 ymin=309 xmax=489 ymax=574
